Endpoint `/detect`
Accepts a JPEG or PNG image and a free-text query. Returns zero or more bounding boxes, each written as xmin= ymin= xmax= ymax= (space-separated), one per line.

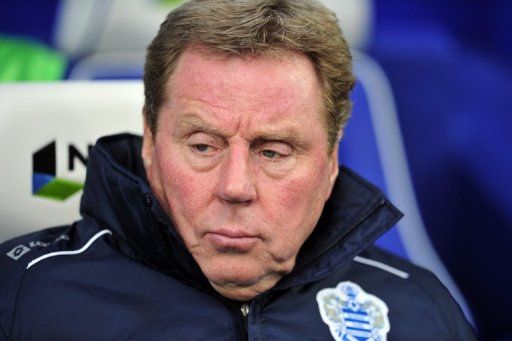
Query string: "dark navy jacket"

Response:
xmin=0 ymin=134 xmax=476 ymax=340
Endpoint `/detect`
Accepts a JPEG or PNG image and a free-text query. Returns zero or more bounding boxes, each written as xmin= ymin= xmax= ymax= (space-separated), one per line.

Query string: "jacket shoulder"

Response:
xmin=0 ymin=226 xmax=68 ymax=337
xmin=354 ymin=246 xmax=477 ymax=339
xmin=0 ymin=220 xmax=108 ymax=339
xmin=1 ymin=226 xmax=72 ymax=266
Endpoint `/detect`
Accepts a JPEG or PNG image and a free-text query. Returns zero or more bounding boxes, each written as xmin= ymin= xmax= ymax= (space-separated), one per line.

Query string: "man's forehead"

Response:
xmin=165 ymin=47 xmax=322 ymax=118
xmin=169 ymin=46 xmax=319 ymax=97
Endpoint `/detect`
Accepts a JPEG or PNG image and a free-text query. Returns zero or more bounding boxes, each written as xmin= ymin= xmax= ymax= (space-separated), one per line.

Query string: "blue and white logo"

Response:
xmin=316 ymin=281 xmax=390 ymax=341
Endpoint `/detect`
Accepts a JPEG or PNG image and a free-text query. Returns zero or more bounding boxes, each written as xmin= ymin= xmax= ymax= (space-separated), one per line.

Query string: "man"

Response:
xmin=0 ymin=0 xmax=475 ymax=340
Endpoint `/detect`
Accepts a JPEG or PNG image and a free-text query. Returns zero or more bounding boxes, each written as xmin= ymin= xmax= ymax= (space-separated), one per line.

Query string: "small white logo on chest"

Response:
xmin=6 ymin=244 xmax=31 ymax=260
xmin=316 ymin=281 xmax=390 ymax=341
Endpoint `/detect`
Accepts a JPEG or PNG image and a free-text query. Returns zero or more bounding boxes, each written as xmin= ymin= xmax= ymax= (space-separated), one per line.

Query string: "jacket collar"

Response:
xmin=80 ymin=134 xmax=402 ymax=290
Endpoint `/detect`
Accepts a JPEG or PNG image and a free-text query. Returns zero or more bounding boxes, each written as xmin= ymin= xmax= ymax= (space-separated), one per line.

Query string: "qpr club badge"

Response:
xmin=316 ymin=281 xmax=390 ymax=340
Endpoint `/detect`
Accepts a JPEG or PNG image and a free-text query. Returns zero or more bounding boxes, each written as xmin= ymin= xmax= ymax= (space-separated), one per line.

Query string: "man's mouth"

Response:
xmin=205 ymin=229 xmax=259 ymax=252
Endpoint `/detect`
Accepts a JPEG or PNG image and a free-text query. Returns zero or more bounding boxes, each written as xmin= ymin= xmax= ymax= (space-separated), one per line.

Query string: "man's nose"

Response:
xmin=215 ymin=147 xmax=257 ymax=204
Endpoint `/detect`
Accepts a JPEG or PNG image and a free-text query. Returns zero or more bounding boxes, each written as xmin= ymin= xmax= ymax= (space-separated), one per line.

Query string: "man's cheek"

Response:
xmin=274 ymin=176 xmax=316 ymax=209
xmin=258 ymin=181 xmax=309 ymax=245
xmin=167 ymin=171 xmax=212 ymax=212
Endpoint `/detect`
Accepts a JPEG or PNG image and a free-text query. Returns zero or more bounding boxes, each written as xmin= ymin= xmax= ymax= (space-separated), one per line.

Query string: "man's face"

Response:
xmin=142 ymin=48 xmax=339 ymax=301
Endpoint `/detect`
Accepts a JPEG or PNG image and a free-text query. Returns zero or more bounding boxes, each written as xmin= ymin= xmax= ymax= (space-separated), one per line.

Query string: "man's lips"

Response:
xmin=205 ymin=230 xmax=259 ymax=252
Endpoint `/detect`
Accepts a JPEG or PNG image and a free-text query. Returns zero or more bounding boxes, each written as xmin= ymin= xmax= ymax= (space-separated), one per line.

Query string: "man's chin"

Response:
xmin=210 ymin=282 xmax=263 ymax=301
xmin=195 ymin=253 xmax=295 ymax=300
xmin=202 ymin=264 xmax=279 ymax=301
xmin=205 ymin=268 xmax=263 ymax=293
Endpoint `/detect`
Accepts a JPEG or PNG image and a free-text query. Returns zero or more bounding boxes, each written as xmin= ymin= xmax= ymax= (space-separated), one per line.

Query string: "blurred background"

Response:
xmin=0 ymin=0 xmax=510 ymax=339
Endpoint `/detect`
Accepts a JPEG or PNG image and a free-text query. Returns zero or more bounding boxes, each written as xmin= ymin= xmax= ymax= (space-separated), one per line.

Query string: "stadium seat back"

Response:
xmin=342 ymin=52 xmax=473 ymax=324
xmin=0 ymin=81 xmax=143 ymax=242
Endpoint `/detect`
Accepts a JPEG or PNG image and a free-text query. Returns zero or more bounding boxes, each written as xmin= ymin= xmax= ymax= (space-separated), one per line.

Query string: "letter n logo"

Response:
xmin=32 ymin=141 xmax=83 ymax=201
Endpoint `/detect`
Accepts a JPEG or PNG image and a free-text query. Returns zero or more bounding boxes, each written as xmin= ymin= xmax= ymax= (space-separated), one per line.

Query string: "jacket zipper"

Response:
xmin=241 ymin=303 xmax=250 ymax=338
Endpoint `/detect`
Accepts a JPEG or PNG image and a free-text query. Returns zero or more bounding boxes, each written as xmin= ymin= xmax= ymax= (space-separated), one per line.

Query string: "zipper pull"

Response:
xmin=241 ymin=303 xmax=250 ymax=317
xmin=241 ymin=303 xmax=250 ymax=332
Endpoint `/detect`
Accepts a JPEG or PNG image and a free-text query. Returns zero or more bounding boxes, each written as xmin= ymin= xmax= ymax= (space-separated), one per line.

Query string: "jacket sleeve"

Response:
xmin=0 ymin=325 xmax=7 ymax=341
xmin=0 ymin=226 xmax=71 ymax=339
xmin=411 ymin=268 xmax=478 ymax=340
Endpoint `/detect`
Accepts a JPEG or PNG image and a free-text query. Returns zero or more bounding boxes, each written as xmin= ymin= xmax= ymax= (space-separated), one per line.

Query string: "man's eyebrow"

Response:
xmin=254 ymin=131 xmax=298 ymax=142
xmin=252 ymin=129 xmax=308 ymax=149
xmin=174 ymin=114 xmax=310 ymax=148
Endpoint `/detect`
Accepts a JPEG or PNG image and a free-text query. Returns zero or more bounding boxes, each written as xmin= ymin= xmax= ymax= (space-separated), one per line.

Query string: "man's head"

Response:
xmin=143 ymin=0 xmax=354 ymax=152
xmin=141 ymin=0 xmax=355 ymax=301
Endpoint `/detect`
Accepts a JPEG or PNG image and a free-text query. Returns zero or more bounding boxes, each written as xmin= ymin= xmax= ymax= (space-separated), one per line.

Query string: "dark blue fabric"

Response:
xmin=0 ymin=134 xmax=475 ymax=340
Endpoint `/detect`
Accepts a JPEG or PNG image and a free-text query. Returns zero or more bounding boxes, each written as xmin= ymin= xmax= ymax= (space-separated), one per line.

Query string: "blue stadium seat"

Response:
xmin=372 ymin=29 xmax=512 ymax=337
xmin=341 ymin=52 xmax=474 ymax=326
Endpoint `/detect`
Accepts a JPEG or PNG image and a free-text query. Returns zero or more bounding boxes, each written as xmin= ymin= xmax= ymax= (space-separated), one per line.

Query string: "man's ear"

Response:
xmin=329 ymin=142 xmax=340 ymax=187
xmin=141 ymin=116 xmax=155 ymax=179
xmin=329 ymin=131 xmax=342 ymax=187
xmin=323 ymin=134 xmax=340 ymax=203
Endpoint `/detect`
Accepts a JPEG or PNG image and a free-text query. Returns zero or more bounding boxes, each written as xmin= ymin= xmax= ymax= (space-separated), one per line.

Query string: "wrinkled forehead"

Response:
xmin=164 ymin=45 xmax=324 ymax=120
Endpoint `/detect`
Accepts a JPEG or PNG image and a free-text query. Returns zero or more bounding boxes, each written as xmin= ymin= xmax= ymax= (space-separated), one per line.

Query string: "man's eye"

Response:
xmin=193 ymin=144 xmax=211 ymax=152
xmin=262 ymin=150 xmax=279 ymax=159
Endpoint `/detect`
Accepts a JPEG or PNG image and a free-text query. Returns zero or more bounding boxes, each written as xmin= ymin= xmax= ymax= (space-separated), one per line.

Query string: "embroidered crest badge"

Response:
xmin=316 ymin=281 xmax=390 ymax=341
